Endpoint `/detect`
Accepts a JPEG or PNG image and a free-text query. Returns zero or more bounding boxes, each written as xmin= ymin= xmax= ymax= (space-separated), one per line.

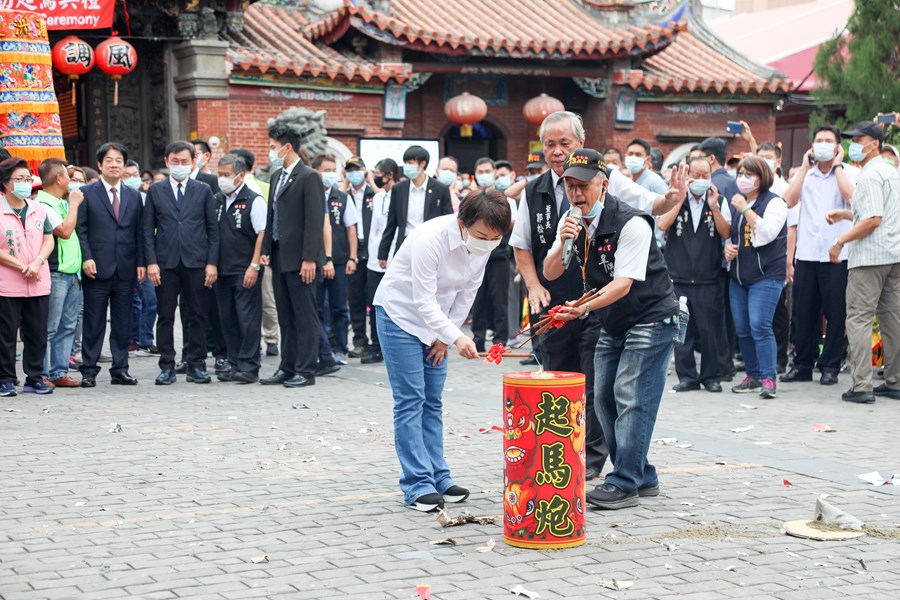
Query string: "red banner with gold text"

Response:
xmin=2 ymin=0 xmax=115 ymax=30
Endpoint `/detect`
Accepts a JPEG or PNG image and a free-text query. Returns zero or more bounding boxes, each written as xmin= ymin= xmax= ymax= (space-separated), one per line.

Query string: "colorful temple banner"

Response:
xmin=503 ymin=371 xmax=586 ymax=549
xmin=0 ymin=9 xmax=65 ymax=170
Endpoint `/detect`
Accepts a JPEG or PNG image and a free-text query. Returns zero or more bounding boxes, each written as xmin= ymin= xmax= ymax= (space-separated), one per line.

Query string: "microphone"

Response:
xmin=561 ymin=205 xmax=582 ymax=269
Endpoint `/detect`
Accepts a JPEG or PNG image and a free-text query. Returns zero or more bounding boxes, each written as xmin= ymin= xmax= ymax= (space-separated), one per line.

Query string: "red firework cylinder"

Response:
xmin=503 ymin=371 xmax=586 ymax=549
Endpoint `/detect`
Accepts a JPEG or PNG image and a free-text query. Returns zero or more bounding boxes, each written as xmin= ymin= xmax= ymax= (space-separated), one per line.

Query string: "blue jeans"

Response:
xmin=594 ymin=320 xmax=676 ymax=493
xmin=44 ymin=272 xmax=82 ymax=380
xmin=729 ymin=278 xmax=784 ymax=381
xmin=132 ymin=279 xmax=157 ymax=347
xmin=376 ymin=308 xmax=455 ymax=505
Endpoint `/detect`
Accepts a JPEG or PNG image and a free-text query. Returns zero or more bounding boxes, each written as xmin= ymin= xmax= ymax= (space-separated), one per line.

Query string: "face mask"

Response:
xmin=606 ymin=163 xmax=619 ymax=172
xmin=218 ymin=175 xmax=238 ymax=195
xmin=527 ymin=174 xmax=539 ymax=182
xmin=402 ymin=163 xmax=419 ymax=180
xmin=689 ymin=179 xmax=711 ymax=197
xmin=373 ymin=175 xmax=385 ymax=189
xmin=464 ymin=228 xmax=502 ymax=256
xmin=726 ymin=169 xmax=737 ymax=178
xmin=848 ymin=141 xmax=871 ymax=163
xmin=269 ymin=148 xmax=285 ymax=170
xmin=736 ymin=174 xmax=758 ymax=195
xmin=195 ymin=156 xmax=205 ymax=170
xmin=346 ymin=171 xmax=365 ymax=187
xmin=461 ymin=177 xmax=471 ymax=187
xmin=813 ymin=142 xmax=836 ymax=162
xmin=123 ymin=176 xmax=142 ymax=190
xmin=12 ymin=181 xmax=32 ymax=199
xmin=494 ymin=175 xmax=511 ymax=191
xmin=475 ymin=173 xmax=494 ymax=187
xmin=437 ymin=169 xmax=456 ymax=187
xmin=68 ymin=182 xmax=83 ymax=193
xmin=764 ymin=159 xmax=777 ymax=173
xmin=583 ymin=195 xmax=604 ymax=220
xmin=625 ymin=156 xmax=645 ymax=174
xmin=321 ymin=172 xmax=340 ymax=188
xmin=169 ymin=165 xmax=191 ymax=181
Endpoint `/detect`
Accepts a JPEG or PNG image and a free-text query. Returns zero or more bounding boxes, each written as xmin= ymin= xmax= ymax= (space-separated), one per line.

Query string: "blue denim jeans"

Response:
xmin=132 ymin=279 xmax=157 ymax=347
xmin=594 ymin=320 xmax=676 ymax=493
xmin=376 ymin=308 xmax=455 ymax=505
xmin=729 ymin=278 xmax=784 ymax=381
xmin=44 ymin=272 xmax=82 ymax=380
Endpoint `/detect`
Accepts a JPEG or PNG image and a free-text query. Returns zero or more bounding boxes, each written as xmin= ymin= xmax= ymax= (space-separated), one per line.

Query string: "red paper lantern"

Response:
xmin=445 ymin=92 xmax=488 ymax=137
xmin=51 ymin=35 xmax=94 ymax=107
xmin=523 ymin=93 xmax=565 ymax=127
xmin=95 ymin=34 xmax=137 ymax=106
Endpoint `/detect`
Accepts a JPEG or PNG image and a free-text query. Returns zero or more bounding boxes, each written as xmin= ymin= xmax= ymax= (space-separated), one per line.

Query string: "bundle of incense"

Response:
xmin=512 ymin=289 xmax=604 ymax=349
xmin=476 ymin=352 xmax=532 ymax=358
xmin=519 ymin=289 xmax=597 ymax=335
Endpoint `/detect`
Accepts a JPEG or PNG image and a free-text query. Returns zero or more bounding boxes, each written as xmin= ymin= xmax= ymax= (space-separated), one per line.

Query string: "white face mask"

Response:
xmin=218 ymin=175 xmax=238 ymax=195
xmin=463 ymin=228 xmax=502 ymax=256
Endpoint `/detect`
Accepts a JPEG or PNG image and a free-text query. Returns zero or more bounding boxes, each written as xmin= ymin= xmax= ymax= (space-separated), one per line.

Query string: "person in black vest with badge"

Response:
xmin=342 ymin=156 xmax=376 ymax=359
xmin=544 ymin=149 xmax=679 ymax=510
xmin=213 ymin=154 xmax=266 ymax=383
xmin=658 ymin=156 xmax=732 ymax=393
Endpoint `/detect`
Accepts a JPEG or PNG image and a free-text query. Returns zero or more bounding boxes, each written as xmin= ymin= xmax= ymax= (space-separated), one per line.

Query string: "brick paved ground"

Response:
xmin=2 ymin=331 xmax=898 ymax=599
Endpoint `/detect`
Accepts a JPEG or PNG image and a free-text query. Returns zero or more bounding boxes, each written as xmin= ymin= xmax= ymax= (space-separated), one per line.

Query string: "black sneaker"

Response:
xmin=842 ymin=389 xmax=875 ymax=404
xmin=874 ymin=384 xmax=900 ymax=400
xmin=315 ymin=361 xmax=340 ymax=377
xmin=407 ymin=493 xmax=444 ymax=512
xmin=265 ymin=343 xmax=279 ymax=357
xmin=637 ymin=484 xmax=660 ymax=497
xmin=348 ymin=346 xmax=367 ymax=359
xmin=586 ymin=483 xmax=639 ymax=510
xmin=360 ymin=350 xmax=383 ymax=364
xmin=175 ymin=361 xmax=187 ymax=374
xmin=731 ymin=376 xmax=762 ymax=394
xmin=442 ymin=485 xmax=469 ymax=503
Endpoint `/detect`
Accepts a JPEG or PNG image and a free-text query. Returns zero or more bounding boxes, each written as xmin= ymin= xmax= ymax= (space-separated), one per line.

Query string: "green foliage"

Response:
xmin=813 ymin=0 xmax=900 ymax=122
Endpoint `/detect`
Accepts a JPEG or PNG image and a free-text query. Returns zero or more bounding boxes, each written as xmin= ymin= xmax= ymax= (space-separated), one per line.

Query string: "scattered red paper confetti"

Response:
xmin=416 ymin=584 xmax=431 ymax=600
xmin=479 ymin=425 xmax=503 ymax=434
xmin=484 ymin=343 xmax=507 ymax=364
xmin=783 ymin=479 xmax=793 ymax=487
xmin=812 ymin=423 xmax=836 ymax=432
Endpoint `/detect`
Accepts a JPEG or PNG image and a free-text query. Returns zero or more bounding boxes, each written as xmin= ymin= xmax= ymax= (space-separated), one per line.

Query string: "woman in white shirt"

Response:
xmin=373 ymin=187 xmax=512 ymax=512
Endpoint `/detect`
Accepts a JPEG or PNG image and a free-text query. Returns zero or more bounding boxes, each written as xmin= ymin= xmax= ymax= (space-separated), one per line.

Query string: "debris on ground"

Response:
xmin=476 ymin=538 xmax=496 ymax=553
xmin=415 ymin=584 xmax=431 ymax=600
xmin=509 ymin=584 xmax=541 ymax=598
xmin=108 ymin=423 xmax=122 ymax=433
xmin=812 ymin=423 xmax=836 ymax=432
xmin=250 ymin=554 xmax=268 ymax=564
xmin=437 ymin=508 xmax=498 ymax=527
xmin=430 ymin=538 xmax=458 ymax=546
xmin=599 ymin=579 xmax=634 ymax=590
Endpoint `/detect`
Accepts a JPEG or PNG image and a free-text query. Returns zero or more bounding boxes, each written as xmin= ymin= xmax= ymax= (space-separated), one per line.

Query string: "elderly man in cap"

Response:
xmin=543 ymin=149 xmax=679 ymax=510
xmin=342 ymin=156 xmax=377 ymax=360
xmin=827 ymin=121 xmax=900 ymax=404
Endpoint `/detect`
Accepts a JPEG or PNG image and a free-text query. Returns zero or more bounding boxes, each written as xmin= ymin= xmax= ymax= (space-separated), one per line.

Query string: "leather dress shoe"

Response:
xmin=260 ymin=369 xmax=291 ymax=385
xmin=283 ymin=374 xmax=315 ymax=388
xmin=842 ymin=389 xmax=875 ymax=404
xmin=231 ymin=371 xmax=259 ymax=384
xmin=704 ymin=381 xmax=723 ymax=393
xmin=780 ymin=368 xmax=812 ymax=383
xmin=265 ymin=343 xmax=279 ymax=357
xmin=111 ymin=372 xmax=138 ymax=385
xmin=672 ymin=382 xmax=700 ymax=392
xmin=217 ymin=370 xmax=236 ymax=382
xmin=585 ymin=468 xmax=601 ymax=481
xmin=315 ymin=361 xmax=340 ymax=377
xmin=80 ymin=376 xmax=96 ymax=388
xmin=155 ymin=369 xmax=176 ymax=386
xmin=874 ymin=384 xmax=900 ymax=400
xmin=50 ymin=375 xmax=81 ymax=388
xmin=820 ymin=372 xmax=839 ymax=386
xmin=520 ymin=355 xmax=539 ymax=366
xmin=174 ymin=361 xmax=187 ymax=374
xmin=186 ymin=368 xmax=211 ymax=384
xmin=360 ymin=350 xmax=383 ymax=364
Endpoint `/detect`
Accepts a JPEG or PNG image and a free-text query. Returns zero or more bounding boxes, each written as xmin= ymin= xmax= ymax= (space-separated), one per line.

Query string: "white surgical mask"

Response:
xmin=346 ymin=171 xmax=365 ymax=187
xmin=321 ymin=171 xmax=340 ymax=188
xmin=123 ymin=176 xmax=142 ymax=190
xmin=764 ymin=158 xmax=777 ymax=173
xmin=606 ymin=163 xmax=620 ymax=172
xmin=624 ymin=155 xmax=645 ymax=174
xmin=437 ymin=169 xmax=456 ymax=186
xmin=12 ymin=181 xmax=32 ymax=199
xmin=402 ymin=164 xmax=419 ymax=180
xmin=463 ymin=228 xmax=502 ymax=256
xmin=475 ymin=173 xmax=494 ymax=187
xmin=494 ymin=175 xmax=511 ymax=191
xmin=527 ymin=174 xmax=539 ymax=182
xmin=689 ymin=179 xmax=710 ymax=197
xmin=269 ymin=148 xmax=285 ymax=170
xmin=68 ymin=182 xmax=83 ymax=193
xmin=812 ymin=142 xmax=836 ymax=162
xmin=169 ymin=165 xmax=191 ymax=181
xmin=726 ymin=169 xmax=737 ymax=178
xmin=218 ymin=175 xmax=238 ymax=195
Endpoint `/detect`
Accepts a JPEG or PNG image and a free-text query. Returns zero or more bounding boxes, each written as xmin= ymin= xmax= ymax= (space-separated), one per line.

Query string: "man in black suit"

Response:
xmin=377 ymin=145 xmax=452 ymax=268
xmin=259 ymin=124 xmax=325 ymax=388
xmin=144 ymin=141 xmax=220 ymax=385
xmin=342 ymin=156 xmax=376 ymax=359
xmin=190 ymin=138 xmax=221 ymax=195
xmin=77 ymin=142 xmax=145 ymax=387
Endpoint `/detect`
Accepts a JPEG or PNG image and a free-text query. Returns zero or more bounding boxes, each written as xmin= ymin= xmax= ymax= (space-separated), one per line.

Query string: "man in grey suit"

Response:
xmin=143 ymin=141 xmax=220 ymax=385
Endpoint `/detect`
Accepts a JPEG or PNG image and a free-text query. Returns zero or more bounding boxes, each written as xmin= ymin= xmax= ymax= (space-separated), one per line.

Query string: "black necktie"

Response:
xmin=558 ymin=179 xmax=570 ymax=214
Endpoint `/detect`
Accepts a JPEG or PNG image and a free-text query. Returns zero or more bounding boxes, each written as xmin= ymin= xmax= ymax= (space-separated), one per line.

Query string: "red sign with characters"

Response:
xmin=7 ymin=0 xmax=115 ymax=31
xmin=503 ymin=371 xmax=586 ymax=549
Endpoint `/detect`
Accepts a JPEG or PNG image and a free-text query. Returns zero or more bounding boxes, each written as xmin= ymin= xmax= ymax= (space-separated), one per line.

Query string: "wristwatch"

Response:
xmin=833 ymin=163 xmax=844 ymax=170
xmin=250 ymin=262 xmax=260 ymax=271
xmin=349 ymin=257 xmax=359 ymax=264
xmin=579 ymin=303 xmax=591 ymax=320
xmin=833 ymin=239 xmax=844 ymax=249
xmin=325 ymin=255 xmax=333 ymax=263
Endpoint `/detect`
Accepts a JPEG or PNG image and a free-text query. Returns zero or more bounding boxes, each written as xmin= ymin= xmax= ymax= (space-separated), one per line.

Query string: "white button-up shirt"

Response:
xmin=226 ymin=184 xmax=268 ymax=233
xmin=374 ymin=214 xmax=489 ymax=345
xmin=350 ymin=185 xmax=367 ymax=239
xmin=367 ymin=189 xmax=394 ymax=273
xmin=405 ymin=177 xmax=428 ymax=233
xmin=101 ymin=178 xmax=121 ymax=205
xmin=794 ymin=166 xmax=852 ymax=262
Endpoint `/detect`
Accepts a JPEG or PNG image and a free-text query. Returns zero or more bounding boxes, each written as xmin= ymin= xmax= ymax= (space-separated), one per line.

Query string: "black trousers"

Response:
xmin=271 ymin=243 xmax=319 ymax=378
xmin=81 ymin=276 xmax=132 ymax=377
xmin=471 ymin=258 xmax=511 ymax=350
xmin=216 ymin=274 xmax=262 ymax=374
xmin=366 ymin=269 xmax=384 ymax=349
xmin=179 ymin=286 xmax=226 ymax=360
xmin=541 ymin=314 xmax=608 ymax=474
xmin=0 ymin=295 xmax=49 ymax=384
xmin=792 ymin=260 xmax=848 ymax=374
xmin=348 ymin=257 xmax=376 ymax=349
xmin=157 ymin=263 xmax=207 ymax=371
xmin=674 ymin=281 xmax=724 ymax=385
xmin=773 ymin=285 xmax=791 ymax=370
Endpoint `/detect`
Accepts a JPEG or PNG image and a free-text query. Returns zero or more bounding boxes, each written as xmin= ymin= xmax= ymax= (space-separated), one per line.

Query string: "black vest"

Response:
xmin=664 ymin=193 xmax=726 ymax=285
xmin=525 ymin=171 xmax=584 ymax=304
xmin=348 ymin=184 xmax=375 ymax=260
xmin=728 ymin=190 xmax=787 ymax=286
xmin=217 ymin=187 xmax=261 ymax=276
xmin=581 ymin=196 xmax=678 ymax=338
xmin=326 ymin=188 xmax=351 ymax=265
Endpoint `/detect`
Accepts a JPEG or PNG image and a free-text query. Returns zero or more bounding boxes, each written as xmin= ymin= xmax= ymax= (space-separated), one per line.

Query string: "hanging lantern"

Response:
xmin=445 ymin=92 xmax=487 ymax=138
xmin=523 ymin=93 xmax=565 ymax=135
xmin=51 ymin=36 xmax=94 ymax=107
xmin=95 ymin=33 xmax=137 ymax=106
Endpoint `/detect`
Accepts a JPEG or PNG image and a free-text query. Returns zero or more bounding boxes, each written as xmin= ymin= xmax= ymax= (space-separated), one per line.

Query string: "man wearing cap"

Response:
xmin=827 ymin=121 xmax=900 ymax=404
xmin=343 ymin=156 xmax=377 ymax=360
xmin=503 ymin=152 xmax=548 ymax=201
xmin=544 ymin=149 xmax=679 ymax=510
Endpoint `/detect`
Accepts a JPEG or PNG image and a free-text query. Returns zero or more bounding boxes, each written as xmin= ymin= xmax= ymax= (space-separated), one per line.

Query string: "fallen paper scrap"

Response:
xmin=479 ymin=425 xmax=504 ymax=434
xmin=815 ymin=498 xmax=864 ymax=530
xmin=608 ymin=522 xmax=635 ymax=528
xmin=676 ymin=443 xmax=693 ymax=449
xmin=784 ymin=498 xmax=866 ymax=541
xmin=250 ymin=554 xmax=268 ymax=564
xmin=430 ymin=538 xmax=458 ymax=546
xmin=730 ymin=425 xmax=754 ymax=433
xmin=673 ymin=512 xmax=696 ymax=518
xmin=358 ymin=428 xmax=373 ymax=434
xmin=416 ymin=584 xmax=431 ymax=600
xmin=301 ymin=456 xmax=317 ymax=463
xmin=858 ymin=472 xmax=889 ymax=485
xmin=509 ymin=584 xmax=541 ymax=599
xmin=739 ymin=403 xmax=758 ymax=410
xmin=754 ymin=441 xmax=773 ymax=445
xmin=812 ymin=423 xmax=836 ymax=433
xmin=476 ymin=538 xmax=496 ymax=553
xmin=108 ymin=423 xmax=122 ymax=433
xmin=599 ymin=579 xmax=634 ymax=591
xmin=437 ymin=508 xmax=498 ymax=527
xmin=653 ymin=437 xmax=677 ymax=445
xmin=680 ymin=502 xmax=695 ymax=507
xmin=291 ymin=403 xmax=309 ymax=410
xmin=723 ymin=565 xmax=737 ymax=572
xmin=783 ymin=479 xmax=793 ymax=488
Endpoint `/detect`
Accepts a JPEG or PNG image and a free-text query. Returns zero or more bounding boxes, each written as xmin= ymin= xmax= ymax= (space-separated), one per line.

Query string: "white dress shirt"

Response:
xmin=687 ymin=192 xmax=732 ymax=232
xmin=101 ymin=178 xmax=122 ymax=205
xmin=368 ymin=189 xmax=394 ymax=273
xmin=405 ymin=177 xmax=428 ymax=233
xmin=350 ymin=185 xmax=367 ymax=240
xmin=744 ymin=194 xmax=788 ymax=247
xmin=374 ymin=214 xmax=489 ymax=345
xmin=226 ymin=184 xmax=267 ymax=233
xmin=168 ymin=176 xmax=188 ymax=200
